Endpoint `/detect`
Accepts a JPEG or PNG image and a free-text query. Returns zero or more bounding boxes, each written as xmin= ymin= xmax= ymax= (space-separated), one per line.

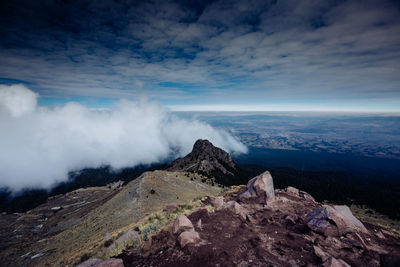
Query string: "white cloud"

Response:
xmin=0 ymin=84 xmax=38 ymax=117
xmin=0 ymin=85 xmax=247 ymax=192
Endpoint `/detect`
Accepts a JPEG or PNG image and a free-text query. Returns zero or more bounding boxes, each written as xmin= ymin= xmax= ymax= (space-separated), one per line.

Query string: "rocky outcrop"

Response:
xmin=120 ymin=170 xmax=400 ymax=267
xmin=306 ymin=205 xmax=368 ymax=236
xmin=167 ymin=139 xmax=241 ymax=184
xmin=239 ymin=170 xmax=275 ymax=203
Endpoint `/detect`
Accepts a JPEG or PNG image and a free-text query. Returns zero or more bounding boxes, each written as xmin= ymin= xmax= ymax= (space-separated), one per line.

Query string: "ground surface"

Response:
xmin=120 ymin=189 xmax=400 ymax=267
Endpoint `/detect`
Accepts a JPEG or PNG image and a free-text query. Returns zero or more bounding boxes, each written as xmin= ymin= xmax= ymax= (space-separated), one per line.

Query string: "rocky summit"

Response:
xmin=167 ymin=139 xmax=242 ymax=185
xmin=120 ymin=172 xmax=400 ymax=267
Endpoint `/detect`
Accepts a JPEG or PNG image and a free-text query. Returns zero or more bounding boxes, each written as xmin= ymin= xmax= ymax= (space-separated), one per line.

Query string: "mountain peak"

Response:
xmin=167 ymin=139 xmax=240 ymax=185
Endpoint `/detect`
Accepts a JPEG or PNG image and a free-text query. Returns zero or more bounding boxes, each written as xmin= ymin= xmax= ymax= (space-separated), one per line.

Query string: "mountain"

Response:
xmin=0 ymin=171 xmax=221 ymax=266
xmin=1 ymin=140 xmax=399 ymax=267
xmin=167 ymin=139 xmax=247 ymax=186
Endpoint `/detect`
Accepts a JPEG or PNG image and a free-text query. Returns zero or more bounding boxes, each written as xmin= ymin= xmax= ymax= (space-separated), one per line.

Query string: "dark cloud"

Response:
xmin=0 ymin=0 xmax=399 ymax=110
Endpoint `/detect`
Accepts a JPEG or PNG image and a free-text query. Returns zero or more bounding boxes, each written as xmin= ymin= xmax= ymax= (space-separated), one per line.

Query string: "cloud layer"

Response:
xmin=0 ymin=84 xmax=246 ymax=192
xmin=0 ymin=0 xmax=400 ymax=110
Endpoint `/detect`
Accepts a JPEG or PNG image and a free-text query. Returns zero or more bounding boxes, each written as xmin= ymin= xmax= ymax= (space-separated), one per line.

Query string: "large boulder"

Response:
xmin=239 ymin=171 xmax=275 ymax=203
xmin=177 ymin=230 xmax=201 ymax=248
xmin=306 ymin=205 xmax=368 ymax=236
xmin=173 ymin=214 xmax=194 ymax=235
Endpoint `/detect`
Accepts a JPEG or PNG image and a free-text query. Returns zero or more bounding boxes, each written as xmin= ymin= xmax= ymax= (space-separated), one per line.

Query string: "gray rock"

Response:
xmin=306 ymin=205 xmax=368 ymax=236
xmin=173 ymin=214 xmax=194 ymax=235
xmin=177 ymin=230 xmax=201 ymax=248
xmin=239 ymin=171 xmax=275 ymax=203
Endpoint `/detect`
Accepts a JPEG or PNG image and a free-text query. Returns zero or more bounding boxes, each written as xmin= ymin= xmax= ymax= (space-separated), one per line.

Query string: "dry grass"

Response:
xmin=29 ymin=171 xmax=221 ymax=266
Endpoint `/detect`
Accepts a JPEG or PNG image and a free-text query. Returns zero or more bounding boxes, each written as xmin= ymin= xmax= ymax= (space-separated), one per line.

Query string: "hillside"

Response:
xmin=0 ymin=171 xmax=221 ymax=266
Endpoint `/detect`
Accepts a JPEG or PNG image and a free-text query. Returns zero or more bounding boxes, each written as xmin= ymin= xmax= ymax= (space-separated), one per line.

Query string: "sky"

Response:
xmin=1 ymin=0 xmax=400 ymax=111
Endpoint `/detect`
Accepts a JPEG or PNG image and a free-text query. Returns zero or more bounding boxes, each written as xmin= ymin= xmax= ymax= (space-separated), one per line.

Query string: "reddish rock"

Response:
xmin=173 ymin=214 xmax=194 ymax=235
xmin=163 ymin=203 xmax=179 ymax=212
xmin=210 ymin=196 xmax=224 ymax=209
xmin=322 ymin=257 xmax=351 ymax=267
xmin=177 ymin=230 xmax=201 ymax=248
xmin=221 ymin=201 xmax=247 ymax=220
xmin=306 ymin=205 xmax=368 ymax=236
xmin=239 ymin=171 xmax=275 ymax=203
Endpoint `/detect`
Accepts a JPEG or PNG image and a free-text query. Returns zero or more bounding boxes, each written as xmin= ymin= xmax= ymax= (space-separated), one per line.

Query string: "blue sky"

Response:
xmin=1 ymin=0 xmax=400 ymax=112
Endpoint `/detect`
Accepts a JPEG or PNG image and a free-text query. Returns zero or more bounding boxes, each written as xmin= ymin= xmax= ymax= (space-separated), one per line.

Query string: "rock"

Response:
xmin=177 ymin=230 xmax=201 ymax=248
xmin=30 ymin=253 xmax=45 ymax=259
xmin=51 ymin=206 xmax=62 ymax=212
xmin=306 ymin=205 xmax=368 ymax=236
xmin=76 ymin=258 xmax=103 ymax=267
xmin=210 ymin=196 xmax=224 ymax=209
xmin=221 ymin=201 xmax=247 ymax=220
xmin=380 ymin=253 xmax=400 ymax=267
xmin=333 ymin=205 xmax=368 ymax=233
xmin=196 ymin=219 xmax=202 ymax=230
xmin=239 ymin=171 xmax=275 ymax=203
xmin=299 ymin=191 xmax=316 ymax=203
xmin=313 ymin=245 xmax=329 ymax=261
xmin=173 ymin=214 xmax=194 ymax=235
xmin=163 ymin=203 xmax=179 ymax=212
xmin=286 ymin=186 xmax=299 ymax=196
xmin=94 ymin=258 xmax=124 ymax=267
xmin=322 ymin=257 xmax=351 ymax=267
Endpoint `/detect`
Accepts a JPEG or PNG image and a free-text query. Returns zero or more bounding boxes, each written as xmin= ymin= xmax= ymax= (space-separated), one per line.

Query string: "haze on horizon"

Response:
xmin=0 ymin=0 xmax=399 ymax=112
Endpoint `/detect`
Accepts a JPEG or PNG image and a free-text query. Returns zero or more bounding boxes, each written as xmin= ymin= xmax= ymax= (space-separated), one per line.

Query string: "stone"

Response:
xmin=332 ymin=205 xmax=368 ymax=233
xmin=196 ymin=219 xmax=202 ymax=230
xmin=94 ymin=258 xmax=124 ymax=267
xmin=313 ymin=245 xmax=329 ymax=261
xmin=322 ymin=257 xmax=351 ymax=267
xmin=239 ymin=171 xmax=275 ymax=203
xmin=306 ymin=205 xmax=368 ymax=236
xmin=286 ymin=186 xmax=299 ymax=196
xmin=177 ymin=230 xmax=201 ymax=248
xmin=173 ymin=214 xmax=194 ymax=235
xmin=221 ymin=201 xmax=247 ymax=220
xmin=163 ymin=203 xmax=179 ymax=212
xmin=210 ymin=196 xmax=224 ymax=209
xmin=76 ymin=258 xmax=103 ymax=267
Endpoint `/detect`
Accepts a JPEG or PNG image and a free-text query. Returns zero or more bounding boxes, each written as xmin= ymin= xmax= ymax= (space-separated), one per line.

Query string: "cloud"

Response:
xmin=0 ymin=85 xmax=247 ymax=192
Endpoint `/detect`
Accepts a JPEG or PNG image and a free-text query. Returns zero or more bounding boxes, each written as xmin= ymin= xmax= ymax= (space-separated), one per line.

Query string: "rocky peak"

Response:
xmin=167 ymin=139 xmax=240 ymax=185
